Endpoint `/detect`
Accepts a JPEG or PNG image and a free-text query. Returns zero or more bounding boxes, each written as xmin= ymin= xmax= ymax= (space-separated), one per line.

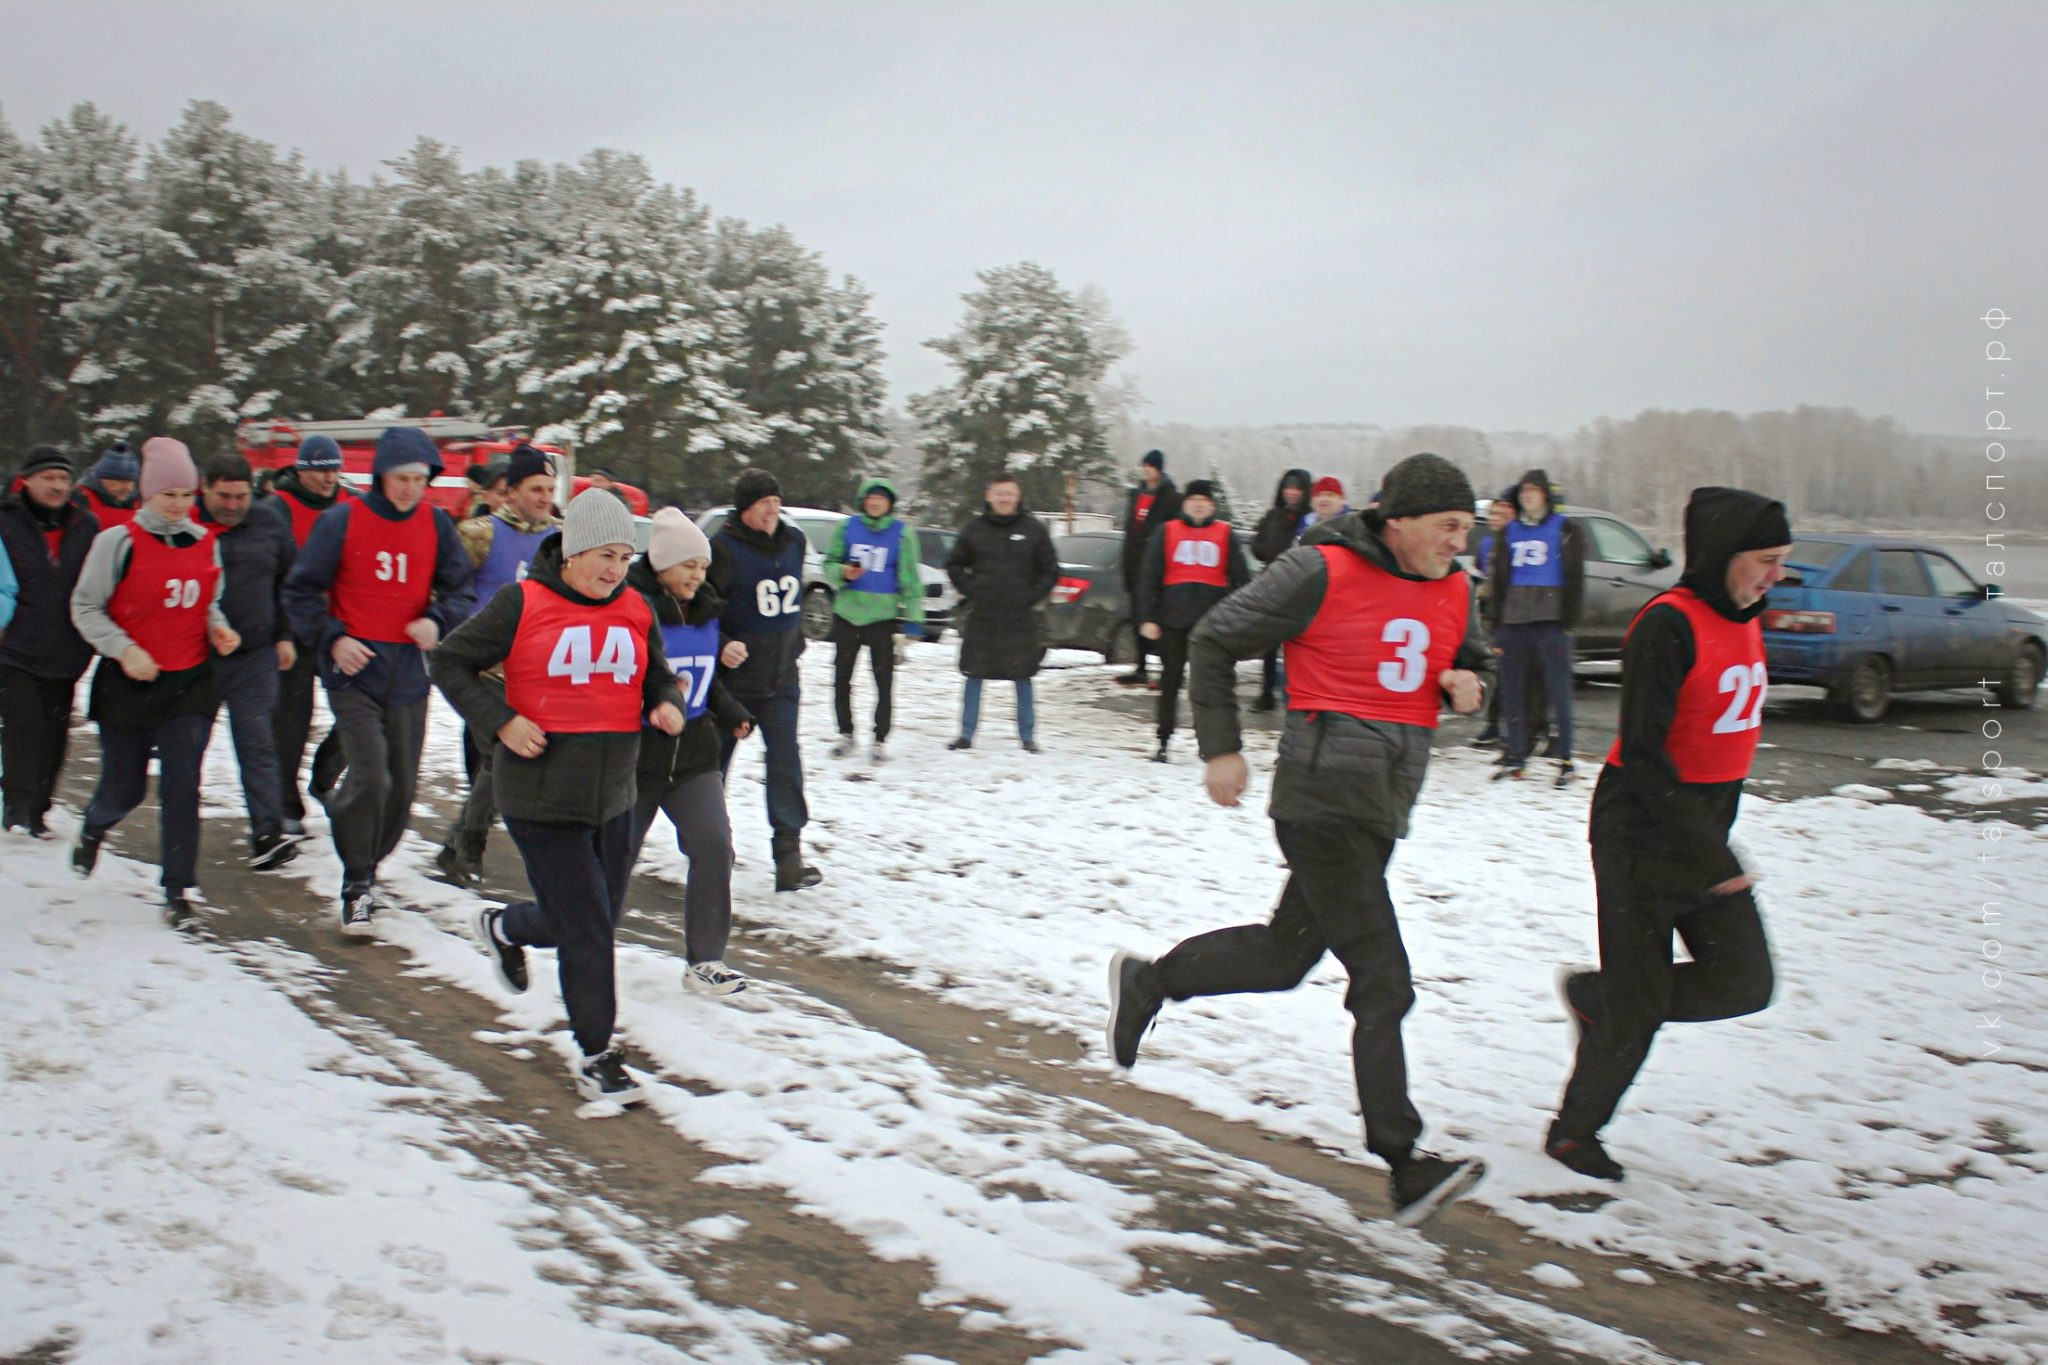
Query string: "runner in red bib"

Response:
xmin=69 ymin=437 xmax=239 ymax=924
xmin=433 ymin=491 xmax=688 ymax=1108
xmin=1134 ymin=480 xmax=1249 ymax=761
xmin=1108 ymin=452 xmax=1495 ymax=1228
xmin=1547 ymin=487 xmax=1793 ymax=1183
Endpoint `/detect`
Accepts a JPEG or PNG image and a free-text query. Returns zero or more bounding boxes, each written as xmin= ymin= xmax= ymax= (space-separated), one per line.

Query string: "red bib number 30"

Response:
xmin=547 ymin=624 xmax=639 ymax=686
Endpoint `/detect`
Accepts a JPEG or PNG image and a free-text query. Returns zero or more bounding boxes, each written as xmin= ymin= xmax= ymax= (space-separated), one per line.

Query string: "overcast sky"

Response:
xmin=5 ymin=1 xmax=2042 ymax=436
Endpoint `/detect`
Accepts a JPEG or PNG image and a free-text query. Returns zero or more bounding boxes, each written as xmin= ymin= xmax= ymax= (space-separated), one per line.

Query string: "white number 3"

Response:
xmin=1713 ymin=662 xmax=1768 ymax=733
xmin=1378 ymin=618 xmax=1431 ymax=693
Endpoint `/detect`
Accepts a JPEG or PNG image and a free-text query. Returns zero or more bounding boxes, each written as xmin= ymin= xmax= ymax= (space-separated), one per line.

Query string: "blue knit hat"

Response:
xmin=296 ymin=434 xmax=343 ymax=470
xmin=93 ymin=441 xmax=139 ymax=481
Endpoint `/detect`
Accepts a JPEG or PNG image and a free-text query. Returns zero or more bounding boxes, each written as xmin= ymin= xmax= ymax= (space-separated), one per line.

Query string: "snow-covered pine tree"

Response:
xmin=710 ymin=222 xmax=889 ymax=508
xmin=482 ymin=150 xmax=763 ymax=503
xmin=910 ymin=262 xmax=1123 ymax=520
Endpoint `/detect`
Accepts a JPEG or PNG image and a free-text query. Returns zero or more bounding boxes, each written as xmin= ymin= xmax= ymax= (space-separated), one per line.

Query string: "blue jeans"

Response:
xmin=718 ymin=683 xmax=807 ymax=839
xmin=1497 ymin=621 xmax=1575 ymax=762
xmin=960 ymin=677 xmax=1035 ymax=744
xmin=216 ymin=649 xmax=285 ymax=840
xmin=83 ymin=711 xmax=214 ymax=893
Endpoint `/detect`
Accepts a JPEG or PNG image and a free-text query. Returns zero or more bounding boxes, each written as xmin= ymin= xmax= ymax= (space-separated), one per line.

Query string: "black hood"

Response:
xmin=1513 ymin=468 xmax=1557 ymax=519
xmin=1271 ymin=468 xmax=1312 ymax=510
xmin=628 ymin=553 xmax=726 ymax=626
xmin=1301 ymin=509 xmax=1421 ymax=580
xmin=1679 ymin=486 xmax=1792 ymax=623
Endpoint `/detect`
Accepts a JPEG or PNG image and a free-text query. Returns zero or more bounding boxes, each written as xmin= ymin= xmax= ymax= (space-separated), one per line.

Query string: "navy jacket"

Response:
xmin=199 ymin=502 xmax=296 ymax=658
xmin=0 ymin=490 xmax=98 ymax=680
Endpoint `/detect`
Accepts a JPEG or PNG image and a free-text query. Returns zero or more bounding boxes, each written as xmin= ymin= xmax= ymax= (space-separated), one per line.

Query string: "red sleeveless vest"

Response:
xmin=332 ymin=504 xmax=438 ymax=643
xmin=1606 ymin=588 xmax=1764 ymax=783
xmin=109 ymin=528 xmax=219 ymax=671
xmin=501 ymin=580 xmax=654 ymax=734
xmin=1284 ymin=547 xmax=1469 ymax=728
xmin=1162 ymin=520 xmax=1233 ymax=588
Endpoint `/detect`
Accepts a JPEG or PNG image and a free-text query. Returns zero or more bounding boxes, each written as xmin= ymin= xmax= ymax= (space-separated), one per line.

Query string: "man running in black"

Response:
xmin=1546 ymin=487 xmax=1790 ymax=1181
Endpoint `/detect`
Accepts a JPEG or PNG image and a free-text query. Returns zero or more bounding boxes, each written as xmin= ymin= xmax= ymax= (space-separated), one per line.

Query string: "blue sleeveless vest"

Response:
xmin=840 ymin=519 xmax=906 ymax=603
xmin=718 ymin=527 xmax=806 ymax=636
xmin=659 ymin=618 xmax=722 ymax=719
xmin=472 ymin=518 xmax=552 ymax=615
xmin=1505 ymin=516 xmax=1566 ymax=588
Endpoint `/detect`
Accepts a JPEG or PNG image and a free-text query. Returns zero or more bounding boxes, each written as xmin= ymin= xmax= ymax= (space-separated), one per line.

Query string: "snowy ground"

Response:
xmin=3 ymin=638 xmax=2043 ymax=1362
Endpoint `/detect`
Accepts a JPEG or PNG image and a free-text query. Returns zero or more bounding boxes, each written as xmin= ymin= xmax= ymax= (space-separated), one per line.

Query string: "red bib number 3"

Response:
xmin=1378 ymin=617 xmax=1431 ymax=693
xmin=547 ymin=624 xmax=639 ymax=686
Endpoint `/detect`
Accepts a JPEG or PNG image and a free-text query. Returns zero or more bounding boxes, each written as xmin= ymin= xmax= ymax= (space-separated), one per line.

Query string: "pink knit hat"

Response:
xmin=139 ymin=437 xmax=199 ymax=500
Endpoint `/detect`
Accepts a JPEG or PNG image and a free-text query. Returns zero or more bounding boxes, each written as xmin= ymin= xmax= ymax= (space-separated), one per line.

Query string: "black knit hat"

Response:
xmin=732 ymin=467 xmax=781 ymax=515
xmin=1182 ymin=479 xmax=1217 ymax=502
xmin=17 ymin=444 xmax=72 ymax=479
xmin=504 ymin=445 xmax=551 ymax=489
xmin=1378 ymin=452 xmax=1475 ymax=521
xmin=1141 ymin=449 xmax=1164 ymax=470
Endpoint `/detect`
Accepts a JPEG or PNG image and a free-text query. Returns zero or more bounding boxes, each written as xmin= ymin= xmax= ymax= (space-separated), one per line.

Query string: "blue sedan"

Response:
xmin=1762 ymin=537 xmax=2045 ymax=722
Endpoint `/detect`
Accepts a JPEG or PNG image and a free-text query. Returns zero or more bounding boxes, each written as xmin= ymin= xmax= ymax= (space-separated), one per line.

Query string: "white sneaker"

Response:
xmin=684 ymin=960 xmax=748 ymax=996
xmin=830 ymin=735 xmax=855 ymax=758
xmin=869 ymin=740 xmax=887 ymax=763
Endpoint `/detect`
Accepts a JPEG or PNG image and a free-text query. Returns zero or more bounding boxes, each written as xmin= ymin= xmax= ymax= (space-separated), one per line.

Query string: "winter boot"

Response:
xmin=1106 ymin=950 xmax=1164 ymax=1069
xmin=476 ymin=907 xmax=529 ymax=994
xmin=72 ymin=828 xmax=105 ymax=878
xmin=684 ymin=960 xmax=748 ymax=996
xmin=947 ymin=736 xmax=974 ymax=751
xmin=772 ymin=834 xmax=822 ymax=892
xmin=1545 ymin=1128 xmax=1625 ymax=1182
xmin=574 ymin=1047 xmax=648 ymax=1105
xmin=1389 ymin=1153 xmax=1486 ymax=1227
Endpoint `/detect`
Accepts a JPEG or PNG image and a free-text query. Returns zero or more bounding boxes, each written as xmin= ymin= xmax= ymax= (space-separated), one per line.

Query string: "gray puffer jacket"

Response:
xmin=1187 ymin=511 xmax=1492 ymax=838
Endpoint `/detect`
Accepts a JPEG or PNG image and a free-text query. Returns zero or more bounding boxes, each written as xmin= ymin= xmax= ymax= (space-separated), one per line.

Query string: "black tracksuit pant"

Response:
xmin=1156 ymin=625 xmax=1192 ymax=743
xmin=0 ymin=667 xmax=79 ymax=825
xmin=1150 ymin=819 xmax=1425 ymax=1166
xmin=831 ymin=618 xmax=897 ymax=741
xmin=502 ymin=809 xmax=636 ymax=1057
xmin=275 ymin=647 xmax=320 ymax=824
xmin=324 ymin=688 xmax=427 ymax=894
xmin=81 ymin=712 xmax=213 ymax=893
xmin=1553 ymin=842 xmax=1775 ymax=1140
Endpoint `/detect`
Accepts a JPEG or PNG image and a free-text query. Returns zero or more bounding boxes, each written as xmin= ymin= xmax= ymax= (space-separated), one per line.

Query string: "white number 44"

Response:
xmin=548 ymin=625 xmax=638 ymax=686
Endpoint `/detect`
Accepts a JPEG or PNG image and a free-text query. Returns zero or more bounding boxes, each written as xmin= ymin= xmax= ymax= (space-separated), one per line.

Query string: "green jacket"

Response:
xmin=823 ymin=478 xmax=926 ymax=629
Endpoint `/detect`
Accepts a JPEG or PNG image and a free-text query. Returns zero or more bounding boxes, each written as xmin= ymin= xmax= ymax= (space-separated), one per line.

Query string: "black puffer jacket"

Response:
xmin=1590 ymin=486 xmax=1786 ymax=888
xmin=627 ymin=557 xmax=754 ymax=790
xmin=1251 ymin=468 xmax=1313 ymax=564
xmin=1188 ymin=510 xmax=1492 ymax=838
xmin=431 ymin=536 xmax=686 ymax=826
xmin=946 ymin=504 xmax=1059 ymax=680
xmin=0 ymin=489 xmax=97 ymax=680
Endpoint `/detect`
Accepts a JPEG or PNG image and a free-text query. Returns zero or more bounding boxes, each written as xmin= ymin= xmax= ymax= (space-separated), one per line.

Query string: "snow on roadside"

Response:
xmin=0 ymin=833 xmax=773 ymax=1364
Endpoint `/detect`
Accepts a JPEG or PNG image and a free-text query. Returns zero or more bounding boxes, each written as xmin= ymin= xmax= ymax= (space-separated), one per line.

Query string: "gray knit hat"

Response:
xmin=1378 ymin=452 xmax=1475 ymax=521
xmin=561 ymin=488 xmax=637 ymax=558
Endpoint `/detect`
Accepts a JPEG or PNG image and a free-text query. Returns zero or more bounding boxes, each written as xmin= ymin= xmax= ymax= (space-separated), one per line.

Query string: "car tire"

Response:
xmin=1104 ymin=619 xmax=1139 ymax=667
xmin=1840 ymin=655 xmax=1891 ymax=724
xmin=1995 ymin=643 xmax=2043 ymax=710
xmin=800 ymin=586 xmax=835 ymax=641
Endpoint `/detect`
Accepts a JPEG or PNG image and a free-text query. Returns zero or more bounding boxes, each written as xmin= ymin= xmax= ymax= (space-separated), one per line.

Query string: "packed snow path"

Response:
xmin=4 ymin=640 xmax=2040 ymax=1362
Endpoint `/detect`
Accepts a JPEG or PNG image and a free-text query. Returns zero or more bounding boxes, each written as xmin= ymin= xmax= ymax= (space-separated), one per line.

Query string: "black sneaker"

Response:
xmin=1553 ymin=759 xmax=1577 ymax=787
xmin=947 ymin=736 xmax=973 ymax=751
xmin=434 ymin=843 xmax=481 ymax=888
xmin=475 ymin=907 xmax=528 ymax=993
xmin=73 ymin=829 xmax=105 ymax=878
xmin=1106 ymin=950 xmax=1164 ymax=1069
xmin=1470 ymin=727 xmax=1501 ymax=748
xmin=250 ymin=831 xmax=301 ymax=870
xmin=1389 ymin=1153 xmax=1486 ymax=1227
xmin=1113 ymin=670 xmax=1150 ymax=687
xmin=1021 ymin=739 xmax=1041 ymax=754
xmin=339 ymin=890 xmax=375 ymax=937
xmin=1249 ymin=691 xmax=1276 ymax=712
xmin=1491 ymin=759 xmax=1525 ymax=781
xmin=1151 ymin=741 xmax=1169 ymax=764
xmin=163 ymin=890 xmax=196 ymax=927
xmin=574 ymin=1047 xmax=648 ymax=1105
xmin=1545 ymin=1130 xmax=1625 ymax=1182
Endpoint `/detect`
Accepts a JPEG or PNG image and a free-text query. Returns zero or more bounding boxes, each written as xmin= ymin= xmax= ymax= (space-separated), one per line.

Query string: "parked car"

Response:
xmin=1462 ymin=505 xmax=1678 ymax=663
xmin=695 ymin=505 xmax=953 ymax=642
xmin=1046 ymin=528 xmax=1257 ymax=663
xmin=1761 ymin=536 xmax=2044 ymax=722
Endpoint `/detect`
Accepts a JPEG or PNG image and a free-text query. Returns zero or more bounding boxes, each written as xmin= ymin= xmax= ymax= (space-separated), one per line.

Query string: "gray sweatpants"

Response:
xmin=627 ymin=769 xmax=735 ymax=965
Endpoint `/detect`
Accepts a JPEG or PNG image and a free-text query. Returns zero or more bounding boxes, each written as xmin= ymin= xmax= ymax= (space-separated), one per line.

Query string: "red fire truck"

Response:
xmin=235 ymin=416 xmax=649 ymax=517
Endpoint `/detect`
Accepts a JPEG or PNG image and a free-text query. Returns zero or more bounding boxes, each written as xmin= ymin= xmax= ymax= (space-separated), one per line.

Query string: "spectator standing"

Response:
xmin=1486 ymin=469 xmax=1586 ymax=784
xmin=1249 ymin=468 xmax=1313 ymax=711
xmin=0 ymin=446 xmax=98 ymax=838
xmin=261 ymin=435 xmax=354 ymax=837
xmin=1300 ymin=476 xmax=1349 ymax=531
xmin=72 ymin=442 xmax=140 ymax=531
xmin=945 ymin=475 xmax=1058 ymax=752
xmin=1135 ymin=479 xmax=1250 ymax=762
xmin=1114 ymin=450 xmax=1180 ymax=687
xmin=822 ymin=477 xmax=924 ymax=762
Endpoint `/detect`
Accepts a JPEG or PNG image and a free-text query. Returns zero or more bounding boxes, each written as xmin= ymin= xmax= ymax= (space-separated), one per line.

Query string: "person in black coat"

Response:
xmin=1249 ymin=467 xmax=1313 ymax=710
xmin=944 ymin=474 xmax=1058 ymax=751
xmin=0 ymin=446 xmax=99 ymax=837
xmin=1115 ymin=449 xmax=1181 ymax=686
xmin=1135 ymin=480 xmax=1252 ymax=760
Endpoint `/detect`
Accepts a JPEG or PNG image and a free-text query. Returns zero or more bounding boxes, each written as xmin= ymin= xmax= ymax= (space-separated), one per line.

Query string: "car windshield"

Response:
xmin=1056 ymin=535 xmax=1122 ymax=569
xmin=1789 ymin=540 xmax=1849 ymax=569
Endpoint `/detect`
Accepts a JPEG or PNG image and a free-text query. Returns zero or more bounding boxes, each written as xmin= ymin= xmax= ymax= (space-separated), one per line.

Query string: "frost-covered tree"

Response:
xmin=483 ymin=150 xmax=763 ymax=500
xmin=911 ymin=262 xmax=1123 ymax=519
xmin=711 ymin=222 xmax=889 ymax=507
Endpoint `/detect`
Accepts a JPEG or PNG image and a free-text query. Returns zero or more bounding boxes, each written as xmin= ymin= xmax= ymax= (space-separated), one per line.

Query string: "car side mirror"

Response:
xmin=1650 ymin=548 xmax=1673 ymax=570
xmin=1978 ymin=582 xmax=1995 ymax=600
